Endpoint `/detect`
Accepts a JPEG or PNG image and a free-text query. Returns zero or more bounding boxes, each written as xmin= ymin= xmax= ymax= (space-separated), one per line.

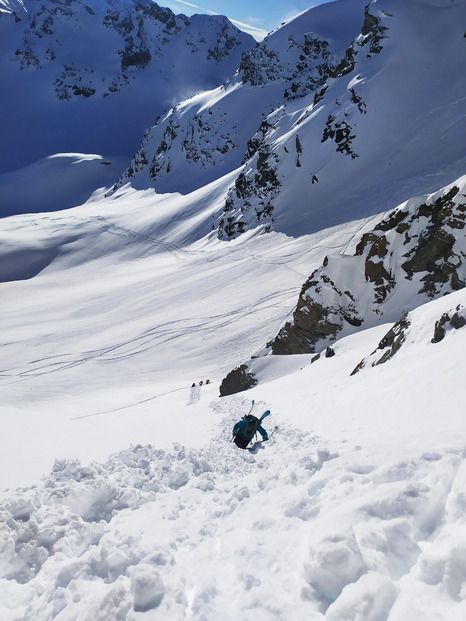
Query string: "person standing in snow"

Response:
xmin=232 ymin=412 xmax=269 ymax=449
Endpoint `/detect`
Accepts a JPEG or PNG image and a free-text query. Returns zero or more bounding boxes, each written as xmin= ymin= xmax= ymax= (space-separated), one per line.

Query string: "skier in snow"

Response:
xmin=232 ymin=411 xmax=269 ymax=449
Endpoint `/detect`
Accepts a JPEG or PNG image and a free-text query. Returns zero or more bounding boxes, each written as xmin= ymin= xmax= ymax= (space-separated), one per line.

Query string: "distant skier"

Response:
xmin=232 ymin=411 xmax=269 ymax=449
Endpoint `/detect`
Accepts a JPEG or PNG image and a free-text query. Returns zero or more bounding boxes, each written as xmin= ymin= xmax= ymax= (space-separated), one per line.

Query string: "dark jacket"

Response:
xmin=233 ymin=417 xmax=268 ymax=443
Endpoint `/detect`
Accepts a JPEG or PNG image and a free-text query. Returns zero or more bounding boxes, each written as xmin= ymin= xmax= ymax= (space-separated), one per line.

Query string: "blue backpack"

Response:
xmin=243 ymin=415 xmax=258 ymax=436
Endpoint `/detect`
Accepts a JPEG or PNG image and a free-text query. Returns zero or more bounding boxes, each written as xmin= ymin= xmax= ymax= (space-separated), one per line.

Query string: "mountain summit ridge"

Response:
xmin=115 ymin=0 xmax=466 ymax=239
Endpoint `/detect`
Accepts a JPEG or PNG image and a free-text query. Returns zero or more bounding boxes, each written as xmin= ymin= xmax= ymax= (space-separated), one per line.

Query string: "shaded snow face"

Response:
xmin=0 ymin=153 xmax=128 ymax=218
xmin=0 ymin=0 xmax=254 ymax=175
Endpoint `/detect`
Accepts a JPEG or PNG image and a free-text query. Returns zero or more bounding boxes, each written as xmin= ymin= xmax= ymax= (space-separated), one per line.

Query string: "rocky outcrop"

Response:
xmin=333 ymin=4 xmax=389 ymax=78
xmin=219 ymin=364 xmax=257 ymax=397
xmin=271 ymin=260 xmax=364 ymax=355
xmin=218 ymin=177 xmax=466 ymax=394
xmin=269 ymin=181 xmax=466 ymax=355
xmin=431 ymin=307 xmax=466 ymax=343
xmin=351 ymin=314 xmax=410 ymax=375
xmin=240 ymin=32 xmax=336 ymax=98
xmin=352 ymin=297 xmax=466 ymax=374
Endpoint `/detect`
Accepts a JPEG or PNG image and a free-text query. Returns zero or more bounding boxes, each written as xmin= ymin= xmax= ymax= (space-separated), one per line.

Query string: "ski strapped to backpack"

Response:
xmin=231 ymin=401 xmax=272 ymax=445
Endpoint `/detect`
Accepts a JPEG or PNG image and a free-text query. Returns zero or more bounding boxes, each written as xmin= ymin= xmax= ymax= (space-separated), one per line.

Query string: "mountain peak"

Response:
xmin=112 ymin=0 xmax=466 ymax=241
xmin=0 ymin=0 xmax=254 ymax=176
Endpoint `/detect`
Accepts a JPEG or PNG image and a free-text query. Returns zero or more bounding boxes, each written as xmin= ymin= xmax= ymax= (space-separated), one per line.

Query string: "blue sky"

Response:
xmin=161 ymin=0 xmax=332 ymax=40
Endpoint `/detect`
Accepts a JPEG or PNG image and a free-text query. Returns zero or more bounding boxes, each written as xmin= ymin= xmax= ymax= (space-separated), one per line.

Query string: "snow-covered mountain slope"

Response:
xmin=1 ymin=1 xmax=466 ymax=618
xmin=1 ymin=262 xmax=465 ymax=619
xmin=115 ymin=0 xmax=466 ymax=238
xmin=0 ymin=0 xmax=253 ymax=176
xmin=0 ymin=172 xmax=335 ymax=487
xmin=0 ymin=153 xmax=128 ymax=216
xmin=269 ymin=175 xmax=466 ymax=356
xmin=219 ymin=174 xmax=466 ymax=395
xmin=0 ymin=152 xmax=465 ymax=620
xmin=113 ymin=0 xmax=368 ymax=196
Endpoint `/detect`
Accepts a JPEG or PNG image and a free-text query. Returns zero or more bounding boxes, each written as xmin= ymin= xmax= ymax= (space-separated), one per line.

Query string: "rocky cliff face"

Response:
xmin=271 ymin=180 xmax=466 ymax=355
xmin=219 ymin=175 xmax=466 ymax=393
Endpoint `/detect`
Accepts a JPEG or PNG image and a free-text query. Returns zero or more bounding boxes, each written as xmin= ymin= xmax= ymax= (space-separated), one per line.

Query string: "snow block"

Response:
xmin=131 ymin=564 xmax=166 ymax=612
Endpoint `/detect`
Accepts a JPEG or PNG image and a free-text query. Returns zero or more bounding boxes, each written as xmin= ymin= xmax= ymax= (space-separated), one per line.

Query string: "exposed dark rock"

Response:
xmin=450 ymin=311 xmax=466 ymax=330
xmin=432 ymin=312 xmax=450 ymax=343
xmin=351 ymin=313 xmax=410 ymax=374
xmin=219 ymin=364 xmax=257 ymax=397
xmin=374 ymin=209 xmax=409 ymax=233
xmin=432 ymin=308 xmax=466 ymax=343
xmin=333 ymin=4 xmax=389 ymax=78
xmin=350 ymin=88 xmax=367 ymax=113
xmin=401 ymin=187 xmax=465 ymax=297
xmin=218 ymin=142 xmax=280 ymax=239
xmin=270 ymin=290 xmax=362 ymax=355
xmin=121 ymin=49 xmax=151 ymax=71
xmin=265 ymin=182 xmax=465 ymax=359
xmin=271 ymin=299 xmax=340 ymax=355
xmin=321 ymin=115 xmax=358 ymax=159
xmin=71 ymin=85 xmax=96 ymax=98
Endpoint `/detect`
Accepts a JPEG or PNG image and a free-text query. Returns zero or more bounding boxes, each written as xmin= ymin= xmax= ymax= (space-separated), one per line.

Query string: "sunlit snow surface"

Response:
xmin=1 ymin=172 xmax=465 ymax=619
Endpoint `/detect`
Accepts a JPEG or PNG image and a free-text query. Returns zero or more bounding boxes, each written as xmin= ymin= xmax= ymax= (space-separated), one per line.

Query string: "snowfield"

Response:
xmin=1 ymin=173 xmax=465 ymax=620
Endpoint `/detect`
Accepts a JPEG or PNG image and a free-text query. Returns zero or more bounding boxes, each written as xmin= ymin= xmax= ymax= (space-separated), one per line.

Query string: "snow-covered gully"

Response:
xmin=2 ymin=394 xmax=465 ymax=619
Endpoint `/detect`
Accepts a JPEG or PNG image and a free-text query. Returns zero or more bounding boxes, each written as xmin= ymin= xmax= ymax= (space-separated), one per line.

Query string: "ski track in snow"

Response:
xmin=91 ymin=216 xmax=198 ymax=260
xmin=1 ymin=395 xmax=466 ymax=619
xmin=0 ymin=282 xmax=298 ymax=383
